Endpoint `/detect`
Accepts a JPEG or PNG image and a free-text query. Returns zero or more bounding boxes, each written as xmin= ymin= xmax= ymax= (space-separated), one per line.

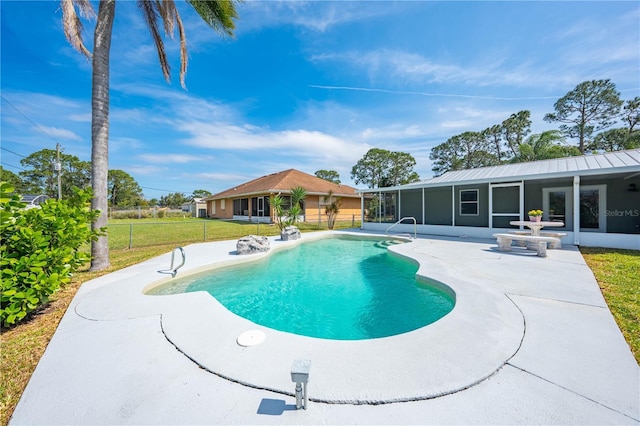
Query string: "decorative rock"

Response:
xmin=236 ymin=235 xmax=270 ymax=255
xmin=281 ymin=226 xmax=301 ymax=241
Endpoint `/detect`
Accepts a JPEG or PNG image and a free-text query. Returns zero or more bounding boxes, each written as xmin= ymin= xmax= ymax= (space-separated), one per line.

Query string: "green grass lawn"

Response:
xmin=107 ymin=218 xmax=361 ymax=250
xmin=1 ymin=236 xmax=637 ymax=425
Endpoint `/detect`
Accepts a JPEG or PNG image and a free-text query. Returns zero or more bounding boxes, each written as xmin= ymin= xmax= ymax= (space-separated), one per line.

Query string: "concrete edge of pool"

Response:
xmin=73 ymin=230 xmax=525 ymax=403
xmin=11 ymin=230 xmax=640 ymax=424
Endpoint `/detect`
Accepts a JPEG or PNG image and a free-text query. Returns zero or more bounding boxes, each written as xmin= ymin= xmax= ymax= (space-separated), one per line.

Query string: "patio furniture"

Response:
xmin=508 ymin=230 xmax=568 ymax=249
xmin=493 ymin=233 xmax=560 ymax=257
xmin=509 ymin=220 xmax=565 ymax=236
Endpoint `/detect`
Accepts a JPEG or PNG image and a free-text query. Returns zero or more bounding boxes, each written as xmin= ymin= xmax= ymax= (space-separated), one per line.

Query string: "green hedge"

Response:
xmin=0 ymin=183 xmax=103 ymax=328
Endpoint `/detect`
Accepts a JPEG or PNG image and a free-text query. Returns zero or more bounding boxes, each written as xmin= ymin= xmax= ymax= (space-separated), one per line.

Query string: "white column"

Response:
xmin=488 ymin=183 xmax=493 ymax=232
xmin=519 ymin=180 xmax=525 ymax=221
xmin=451 ymin=185 xmax=456 ymax=226
xmin=573 ymin=175 xmax=580 ymax=245
xmin=422 ymin=187 xmax=425 ymax=225
xmin=360 ymin=194 xmax=364 ymax=229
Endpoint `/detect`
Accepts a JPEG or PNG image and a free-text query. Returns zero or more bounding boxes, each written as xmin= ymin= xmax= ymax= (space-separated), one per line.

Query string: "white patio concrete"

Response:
xmin=10 ymin=231 xmax=640 ymax=425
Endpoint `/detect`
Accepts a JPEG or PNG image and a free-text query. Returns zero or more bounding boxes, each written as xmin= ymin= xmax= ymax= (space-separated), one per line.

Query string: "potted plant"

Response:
xmin=528 ymin=209 xmax=543 ymax=222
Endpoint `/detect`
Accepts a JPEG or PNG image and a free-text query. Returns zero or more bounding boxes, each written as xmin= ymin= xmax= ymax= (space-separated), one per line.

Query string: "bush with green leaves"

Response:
xmin=0 ymin=182 xmax=103 ymax=327
xmin=270 ymin=186 xmax=307 ymax=231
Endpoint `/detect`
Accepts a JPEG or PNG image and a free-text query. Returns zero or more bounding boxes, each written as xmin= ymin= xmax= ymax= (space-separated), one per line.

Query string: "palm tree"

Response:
xmin=323 ymin=190 xmax=341 ymax=229
xmin=61 ymin=0 xmax=239 ymax=271
xmin=270 ymin=187 xmax=307 ymax=231
xmin=511 ymin=130 xmax=580 ymax=163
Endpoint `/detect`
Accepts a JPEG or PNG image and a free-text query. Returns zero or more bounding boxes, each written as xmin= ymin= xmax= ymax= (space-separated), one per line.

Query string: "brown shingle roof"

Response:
xmin=206 ymin=169 xmax=359 ymax=200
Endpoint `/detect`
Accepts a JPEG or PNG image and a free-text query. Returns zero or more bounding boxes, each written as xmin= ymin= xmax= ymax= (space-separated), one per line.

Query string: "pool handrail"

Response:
xmin=158 ymin=247 xmax=186 ymax=277
xmin=385 ymin=217 xmax=417 ymax=239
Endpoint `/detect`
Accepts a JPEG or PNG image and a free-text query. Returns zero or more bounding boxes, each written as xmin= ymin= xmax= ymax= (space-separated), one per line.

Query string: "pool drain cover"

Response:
xmin=237 ymin=330 xmax=266 ymax=347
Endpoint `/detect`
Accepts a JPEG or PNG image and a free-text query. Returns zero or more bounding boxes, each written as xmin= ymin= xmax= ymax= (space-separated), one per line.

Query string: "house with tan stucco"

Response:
xmin=203 ymin=169 xmax=362 ymax=225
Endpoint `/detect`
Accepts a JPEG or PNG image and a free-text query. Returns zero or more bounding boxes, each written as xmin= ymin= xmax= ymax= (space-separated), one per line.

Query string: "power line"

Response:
xmin=0 ymin=161 xmax=27 ymax=171
xmin=1 ymin=95 xmax=64 ymax=146
xmin=1 ymin=147 xmax=180 ymax=193
xmin=140 ymin=186 xmax=187 ymax=194
xmin=1 ymin=146 xmax=28 ymax=159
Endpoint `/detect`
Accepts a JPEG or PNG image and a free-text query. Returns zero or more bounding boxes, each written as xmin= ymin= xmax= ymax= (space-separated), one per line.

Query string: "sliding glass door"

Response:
xmin=543 ymin=185 xmax=606 ymax=232
xmin=579 ymin=185 xmax=607 ymax=232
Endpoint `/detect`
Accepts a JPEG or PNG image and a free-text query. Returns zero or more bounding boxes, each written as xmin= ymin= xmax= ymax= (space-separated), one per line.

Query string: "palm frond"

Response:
xmin=138 ymin=0 xmax=170 ymax=82
xmin=187 ymin=0 xmax=239 ymax=37
xmin=156 ymin=0 xmax=176 ymax=35
xmin=60 ymin=0 xmax=95 ymax=59
xmin=174 ymin=7 xmax=189 ymax=89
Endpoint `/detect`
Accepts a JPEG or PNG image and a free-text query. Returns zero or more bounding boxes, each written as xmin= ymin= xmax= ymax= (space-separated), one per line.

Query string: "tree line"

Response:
xmin=318 ymin=79 xmax=639 ymax=189
xmin=429 ymin=79 xmax=639 ymax=176
xmin=0 ymin=149 xmax=210 ymax=208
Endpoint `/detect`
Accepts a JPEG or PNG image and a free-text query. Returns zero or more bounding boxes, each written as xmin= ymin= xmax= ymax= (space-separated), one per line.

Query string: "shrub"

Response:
xmin=0 ymin=183 xmax=102 ymax=328
xmin=270 ymin=186 xmax=307 ymax=231
xmin=110 ymin=209 xmax=152 ymax=219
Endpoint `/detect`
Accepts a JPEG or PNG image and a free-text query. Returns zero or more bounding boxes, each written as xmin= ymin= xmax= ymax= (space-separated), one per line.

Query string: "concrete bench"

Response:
xmin=493 ymin=233 xmax=560 ymax=257
xmin=508 ymin=231 xmax=567 ymax=248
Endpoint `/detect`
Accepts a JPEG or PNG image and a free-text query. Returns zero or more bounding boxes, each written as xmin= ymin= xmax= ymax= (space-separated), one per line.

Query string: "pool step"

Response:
xmin=375 ymin=240 xmax=401 ymax=248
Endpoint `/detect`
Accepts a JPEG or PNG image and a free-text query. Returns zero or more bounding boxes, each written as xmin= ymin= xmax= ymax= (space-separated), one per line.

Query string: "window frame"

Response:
xmin=459 ymin=189 xmax=479 ymax=216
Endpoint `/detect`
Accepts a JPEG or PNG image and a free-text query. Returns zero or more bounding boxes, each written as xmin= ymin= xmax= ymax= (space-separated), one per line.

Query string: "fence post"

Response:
xmin=203 ymin=220 xmax=207 ymax=241
xmin=352 ymin=214 xmax=355 ymax=228
xmin=129 ymin=223 xmax=133 ymax=249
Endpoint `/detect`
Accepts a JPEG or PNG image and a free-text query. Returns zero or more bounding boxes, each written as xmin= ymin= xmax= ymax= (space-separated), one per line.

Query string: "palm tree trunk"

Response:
xmin=90 ymin=0 xmax=115 ymax=271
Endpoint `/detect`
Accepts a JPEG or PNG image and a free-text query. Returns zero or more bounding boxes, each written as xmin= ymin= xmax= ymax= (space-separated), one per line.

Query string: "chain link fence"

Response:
xmin=108 ymin=214 xmax=360 ymax=250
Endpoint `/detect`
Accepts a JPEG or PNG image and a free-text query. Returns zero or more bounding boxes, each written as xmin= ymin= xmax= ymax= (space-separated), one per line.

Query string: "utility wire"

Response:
xmin=2 ymin=147 xmax=181 ymax=194
xmin=1 ymin=95 xmax=63 ymax=146
xmin=140 ymin=186 xmax=187 ymax=194
xmin=1 ymin=147 xmax=28 ymax=158
xmin=0 ymin=161 xmax=27 ymax=171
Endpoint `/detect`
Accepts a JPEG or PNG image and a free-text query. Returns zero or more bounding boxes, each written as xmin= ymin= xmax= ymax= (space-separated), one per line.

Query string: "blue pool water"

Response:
xmin=150 ymin=236 xmax=455 ymax=340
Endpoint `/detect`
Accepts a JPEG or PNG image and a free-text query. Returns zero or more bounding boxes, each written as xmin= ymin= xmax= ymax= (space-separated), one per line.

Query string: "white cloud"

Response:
xmin=440 ymin=120 xmax=474 ymax=129
xmin=68 ymin=113 xmax=91 ymax=122
xmin=229 ymin=1 xmax=395 ymax=34
xmin=125 ymin=165 xmax=168 ymax=176
xmin=178 ymin=120 xmax=365 ymax=162
xmin=138 ymin=153 xmax=215 ymax=164
xmin=360 ymin=124 xmax=427 ymax=141
xmin=37 ymin=125 xmax=82 ymax=141
xmin=197 ymin=172 xmax=251 ymax=182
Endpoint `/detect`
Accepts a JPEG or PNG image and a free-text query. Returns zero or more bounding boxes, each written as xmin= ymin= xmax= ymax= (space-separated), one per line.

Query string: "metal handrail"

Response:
xmin=158 ymin=247 xmax=186 ymax=277
xmin=385 ymin=217 xmax=417 ymax=239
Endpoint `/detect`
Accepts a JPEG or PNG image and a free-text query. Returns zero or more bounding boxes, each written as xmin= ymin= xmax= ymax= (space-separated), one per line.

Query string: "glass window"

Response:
xmin=233 ymin=198 xmax=249 ymax=215
xmin=460 ymin=189 xmax=479 ymax=216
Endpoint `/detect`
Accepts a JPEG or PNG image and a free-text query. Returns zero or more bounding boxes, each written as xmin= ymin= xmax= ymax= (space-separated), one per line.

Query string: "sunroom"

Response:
xmin=359 ymin=149 xmax=640 ymax=250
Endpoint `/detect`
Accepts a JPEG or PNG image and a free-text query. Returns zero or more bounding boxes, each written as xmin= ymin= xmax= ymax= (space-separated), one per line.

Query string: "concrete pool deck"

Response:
xmin=10 ymin=231 xmax=640 ymax=425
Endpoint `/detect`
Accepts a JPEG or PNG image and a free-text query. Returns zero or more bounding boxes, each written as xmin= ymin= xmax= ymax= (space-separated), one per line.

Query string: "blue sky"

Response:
xmin=2 ymin=1 xmax=639 ymax=199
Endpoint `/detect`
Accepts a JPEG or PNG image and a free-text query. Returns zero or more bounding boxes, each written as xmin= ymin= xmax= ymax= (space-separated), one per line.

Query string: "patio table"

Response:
xmin=509 ymin=220 xmax=565 ymax=251
xmin=509 ymin=220 xmax=565 ymax=236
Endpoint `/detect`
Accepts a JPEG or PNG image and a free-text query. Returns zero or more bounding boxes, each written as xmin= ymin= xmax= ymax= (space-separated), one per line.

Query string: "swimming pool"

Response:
xmin=149 ymin=236 xmax=454 ymax=340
